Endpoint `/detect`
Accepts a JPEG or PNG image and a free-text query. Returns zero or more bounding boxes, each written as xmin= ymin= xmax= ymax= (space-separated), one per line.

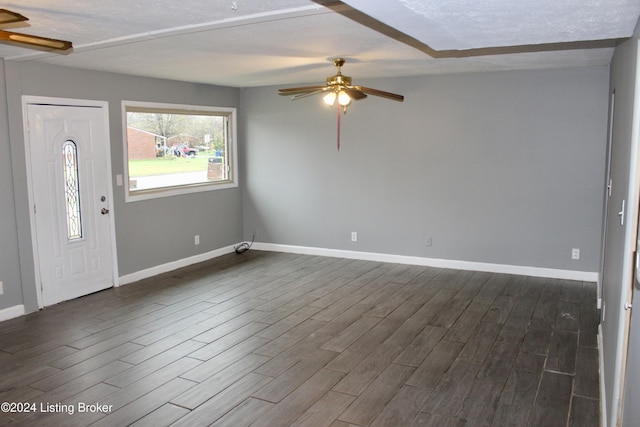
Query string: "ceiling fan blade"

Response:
xmin=357 ymin=86 xmax=404 ymax=102
xmin=291 ymin=88 xmax=331 ymax=100
xmin=0 ymin=9 xmax=28 ymax=25
xmin=278 ymin=85 xmax=327 ymax=95
xmin=344 ymin=87 xmax=367 ymax=100
xmin=0 ymin=29 xmax=72 ymax=50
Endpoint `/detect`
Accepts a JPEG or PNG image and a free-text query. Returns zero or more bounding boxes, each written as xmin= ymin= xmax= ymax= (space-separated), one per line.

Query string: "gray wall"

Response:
xmin=0 ymin=59 xmax=23 ymax=312
xmin=2 ymin=61 xmax=243 ymax=313
xmin=241 ymin=67 xmax=609 ymax=272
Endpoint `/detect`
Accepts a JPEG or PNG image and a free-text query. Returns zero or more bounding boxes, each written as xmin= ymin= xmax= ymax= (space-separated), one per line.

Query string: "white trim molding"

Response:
xmin=252 ymin=243 xmax=600 ymax=282
xmin=118 ymin=240 xmax=598 ymax=289
xmin=0 ymin=305 xmax=25 ymax=323
xmin=118 ymin=244 xmax=238 ymax=286
xmin=599 ymin=323 xmax=608 ymax=427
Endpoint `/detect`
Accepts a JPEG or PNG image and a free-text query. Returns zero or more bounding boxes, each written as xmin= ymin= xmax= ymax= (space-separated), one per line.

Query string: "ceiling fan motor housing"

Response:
xmin=326 ymin=74 xmax=351 ymax=88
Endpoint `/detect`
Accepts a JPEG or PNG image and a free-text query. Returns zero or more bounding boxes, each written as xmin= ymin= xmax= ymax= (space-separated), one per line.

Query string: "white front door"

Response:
xmin=27 ymin=103 xmax=114 ymax=306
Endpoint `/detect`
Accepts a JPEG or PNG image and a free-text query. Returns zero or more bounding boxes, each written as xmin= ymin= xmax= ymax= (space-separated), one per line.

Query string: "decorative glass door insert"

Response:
xmin=62 ymin=140 xmax=83 ymax=240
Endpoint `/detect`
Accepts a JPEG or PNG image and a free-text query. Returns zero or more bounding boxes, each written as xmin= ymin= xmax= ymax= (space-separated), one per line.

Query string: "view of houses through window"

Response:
xmin=123 ymin=102 xmax=237 ymax=201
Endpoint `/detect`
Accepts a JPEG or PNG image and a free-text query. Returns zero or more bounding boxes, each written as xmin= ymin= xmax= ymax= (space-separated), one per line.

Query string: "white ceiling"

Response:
xmin=1 ymin=0 xmax=639 ymax=88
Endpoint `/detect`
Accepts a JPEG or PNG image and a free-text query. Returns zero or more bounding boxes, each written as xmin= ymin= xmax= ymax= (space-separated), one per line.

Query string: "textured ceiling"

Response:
xmin=0 ymin=0 xmax=639 ymax=87
xmin=343 ymin=0 xmax=639 ymax=50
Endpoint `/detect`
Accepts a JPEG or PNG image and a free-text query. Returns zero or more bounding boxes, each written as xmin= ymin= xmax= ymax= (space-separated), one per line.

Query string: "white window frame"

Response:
xmin=122 ymin=100 xmax=238 ymax=202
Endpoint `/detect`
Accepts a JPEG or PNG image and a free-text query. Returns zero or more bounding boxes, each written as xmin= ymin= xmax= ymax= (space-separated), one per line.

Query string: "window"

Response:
xmin=123 ymin=101 xmax=238 ymax=201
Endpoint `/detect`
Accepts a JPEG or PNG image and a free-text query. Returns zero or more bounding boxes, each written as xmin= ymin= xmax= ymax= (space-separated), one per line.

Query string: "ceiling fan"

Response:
xmin=278 ymin=58 xmax=404 ymax=150
xmin=278 ymin=57 xmax=404 ymax=112
xmin=0 ymin=8 xmax=72 ymax=51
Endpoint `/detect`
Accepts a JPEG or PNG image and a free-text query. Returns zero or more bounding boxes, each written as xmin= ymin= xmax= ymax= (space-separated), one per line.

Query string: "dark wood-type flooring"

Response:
xmin=0 ymin=251 xmax=600 ymax=426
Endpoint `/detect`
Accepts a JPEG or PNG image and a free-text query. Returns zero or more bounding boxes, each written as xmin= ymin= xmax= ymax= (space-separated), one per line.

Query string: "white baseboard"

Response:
xmin=117 ymin=241 xmax=598 ymax=286
xmin=118 ymin=244 xmax=238 ymax=286
xmin=599 ymin=324 xmax=607 ymax=427
xmin=252 ymin=242 xmax=599 ymax=282
xmin=0 ymin=305 xmax=25 ymax=322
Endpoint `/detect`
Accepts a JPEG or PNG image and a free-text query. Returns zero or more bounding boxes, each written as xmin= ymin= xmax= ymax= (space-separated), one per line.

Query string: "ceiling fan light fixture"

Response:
xmin=277 ymin=58 xmax=404 ymax=150
xmin=323 ymin=91 xmax=336 ymax=106
xmin=338 ymin=90 xmax=351 ymax=106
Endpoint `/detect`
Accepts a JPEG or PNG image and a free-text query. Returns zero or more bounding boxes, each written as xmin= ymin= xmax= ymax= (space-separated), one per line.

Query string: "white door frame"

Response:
xmin=22 ymin=96 xmax=119 ymax=308
xmin=599 ymin=90 xmax=615 ymax=309
xmin=609 ymin=40 xmax=640 ymax=426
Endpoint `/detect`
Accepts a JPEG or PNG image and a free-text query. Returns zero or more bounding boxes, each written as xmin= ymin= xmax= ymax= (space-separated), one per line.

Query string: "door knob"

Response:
xmin=101 ymin=208 xmax=109 ymax=215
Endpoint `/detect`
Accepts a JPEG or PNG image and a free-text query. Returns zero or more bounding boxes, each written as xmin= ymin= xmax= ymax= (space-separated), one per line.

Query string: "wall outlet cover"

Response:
xmin=571 ymin=248 xmax=580 ymax=260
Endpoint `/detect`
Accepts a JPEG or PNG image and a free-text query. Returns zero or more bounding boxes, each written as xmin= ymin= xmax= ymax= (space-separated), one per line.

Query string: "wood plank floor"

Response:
xmin=0 ymin=251 xmax=600 ymax=426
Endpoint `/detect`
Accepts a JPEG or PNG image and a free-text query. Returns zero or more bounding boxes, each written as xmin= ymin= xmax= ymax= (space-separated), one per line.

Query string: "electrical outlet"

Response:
xmin=194 ymin=235 xmax=200 ymax=245
xmin=425 ymin=237 xmax=432 ymax=247
xmin=571 ymin=248 xmax=580 ymax=260
xmin=351 ymin=232 xmax=358 ymax=242
xmin=0 ymin=281 xmax=3 ymax=295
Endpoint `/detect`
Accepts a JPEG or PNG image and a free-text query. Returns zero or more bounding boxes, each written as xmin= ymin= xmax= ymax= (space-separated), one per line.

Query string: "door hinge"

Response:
xmin=33 ymin=204 xmax=36 ymax=215
xmin=625 ymin=302 xmax=633 ymax=310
